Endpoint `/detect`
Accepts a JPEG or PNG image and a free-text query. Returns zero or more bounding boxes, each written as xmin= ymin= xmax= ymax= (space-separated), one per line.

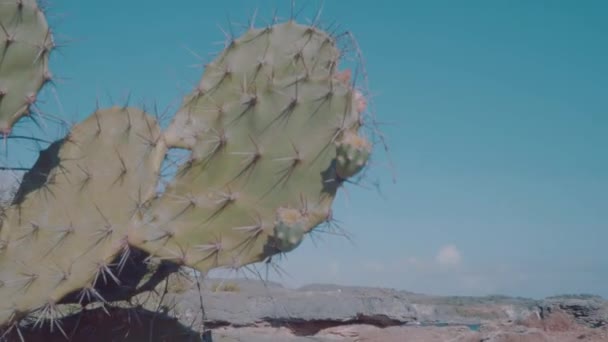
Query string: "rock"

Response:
xmin=541 ymin=296 xmax=608 ymax=328
xmin=148 ymin=278 xmax=418 ymax=330
xmin=0 ymin=169 xmax=23 ymax=205
xmin=5 ymin=275 xmax=608 ymax=341
xmin=355 ymin=325 xmax=481 ymax=342
xmin=135 ymin=277 xmax=608 ymax=341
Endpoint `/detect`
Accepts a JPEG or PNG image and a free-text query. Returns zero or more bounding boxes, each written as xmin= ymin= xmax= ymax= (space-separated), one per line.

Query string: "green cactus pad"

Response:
xmin=131 ymin=21 xmax=368 ymax=272
xmin=0 ymin=0 xmax=53 ymax=135
xmin=0 ymin=107 xmax=164 ymax=327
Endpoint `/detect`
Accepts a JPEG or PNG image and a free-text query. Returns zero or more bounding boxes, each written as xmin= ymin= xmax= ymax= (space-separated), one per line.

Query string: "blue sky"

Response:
xmin=4 ymin=0 xmax=607 ymax=299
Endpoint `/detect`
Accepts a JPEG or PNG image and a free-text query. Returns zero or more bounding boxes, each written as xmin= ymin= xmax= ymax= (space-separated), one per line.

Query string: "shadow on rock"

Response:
xmin=4 ymin=306 xmax=211 ymax=342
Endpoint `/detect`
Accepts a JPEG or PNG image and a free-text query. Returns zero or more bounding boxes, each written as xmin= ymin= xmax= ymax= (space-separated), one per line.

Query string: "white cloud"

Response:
xmin=436 ymin=244 xmax=462 ymax=267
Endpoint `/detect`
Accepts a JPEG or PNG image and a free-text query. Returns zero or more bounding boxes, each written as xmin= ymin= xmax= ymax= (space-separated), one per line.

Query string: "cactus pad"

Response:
xmin=131 ymin=21 xmax=370 ymax=272
xmin=0 ymin=107 xmax=164 ymax=327
xmin=0 ymin=0 xmax=53 ymax=135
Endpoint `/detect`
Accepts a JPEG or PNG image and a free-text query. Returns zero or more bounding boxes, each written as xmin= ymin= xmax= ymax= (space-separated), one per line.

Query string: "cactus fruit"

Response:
xmin=272 ymin=207 xmax=306 ymax=252
xmin=0 ymin=106 xmax=164 ymax=327
xmin=130 ymin=21 xmax=370 ymax=273
xmin=335 ymin=131 xmax=371 ymax=179
xmin=0 ymin=0 xmax=53 ymax=136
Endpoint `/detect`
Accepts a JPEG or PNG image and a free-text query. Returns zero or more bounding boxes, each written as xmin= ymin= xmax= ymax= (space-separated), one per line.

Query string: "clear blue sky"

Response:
xmin=5 ymin=0 xmax=607 ymax=299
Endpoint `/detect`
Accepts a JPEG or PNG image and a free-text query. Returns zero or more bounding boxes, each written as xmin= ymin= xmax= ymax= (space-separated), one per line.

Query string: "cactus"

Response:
xmin=131 ymin=21 xmax=368 ymax=273
xmin=0 ymin=106 xmax=164 ymax=328
xmin=0 ymin=4 xmax=374 ymax=337
xmin=0 ymin=0 xmax=53 ymax=136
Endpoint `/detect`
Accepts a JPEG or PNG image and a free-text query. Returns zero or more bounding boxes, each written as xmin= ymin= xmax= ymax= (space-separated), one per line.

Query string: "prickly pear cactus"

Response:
xmin=0 ymin=14 xmax=374 ymax=337
xmin=0 ymin=0 xmax=53 ymax=136
xmin=0 ymin=107 xmax=164 ymax=327
xmin=131 ymin=21 xmax=370 ymax=272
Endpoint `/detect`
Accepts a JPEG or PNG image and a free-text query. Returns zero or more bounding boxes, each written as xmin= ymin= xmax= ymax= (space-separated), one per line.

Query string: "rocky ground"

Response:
xmin=119 ymin=277 xmax=607 ymax=341
xmin=6 ymin=274 xmax=608 ymax=342
xmin=178 ymin=278 xmax=608 ymax=341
